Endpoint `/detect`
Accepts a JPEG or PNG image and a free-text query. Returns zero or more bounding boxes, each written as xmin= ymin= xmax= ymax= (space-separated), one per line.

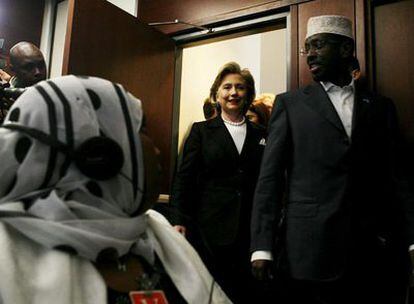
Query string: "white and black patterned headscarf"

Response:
xmin=0 ymin=75 xmax=152 ymax=262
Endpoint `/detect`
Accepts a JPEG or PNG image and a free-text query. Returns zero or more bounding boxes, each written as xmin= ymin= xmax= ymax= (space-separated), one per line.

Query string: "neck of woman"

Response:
xmin=221 ymin=112 xmax=244 ymax=123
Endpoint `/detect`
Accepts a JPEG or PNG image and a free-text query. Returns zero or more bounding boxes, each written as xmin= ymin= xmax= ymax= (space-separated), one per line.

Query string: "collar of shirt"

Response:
xmin=320 ymin=79 xmax=355 ymax=93
xmin=320 ymin=79 xmax=355 ymax=139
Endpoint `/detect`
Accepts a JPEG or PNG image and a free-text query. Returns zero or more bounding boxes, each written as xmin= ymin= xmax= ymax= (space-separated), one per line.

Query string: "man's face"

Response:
xmin=13 ymin=53 xmax=46 ymax=87
xmin=305 ymin=33 xmax=343 ymax=82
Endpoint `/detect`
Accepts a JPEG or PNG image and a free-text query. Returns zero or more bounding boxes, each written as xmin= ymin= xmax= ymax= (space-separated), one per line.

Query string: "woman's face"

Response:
xmin=216 ymin=73 xmax=247 ymax=116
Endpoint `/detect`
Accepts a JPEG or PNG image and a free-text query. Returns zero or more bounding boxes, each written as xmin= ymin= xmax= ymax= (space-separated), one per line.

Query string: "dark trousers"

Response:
xmin=276 ymin=233 xmax=410 ymax=304
xmin=192 ymin=232 xmax=277 ymax=304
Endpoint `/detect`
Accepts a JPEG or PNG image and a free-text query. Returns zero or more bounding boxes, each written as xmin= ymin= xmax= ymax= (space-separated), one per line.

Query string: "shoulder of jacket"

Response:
xmin=249 ymin=121 xmax=267 ymax=134
xmin=357 ymin=89 xmax=394 ymax=107
xmin=191 ymin=120 xmax=208 ymax=129
xmin=276 ymin=84 xmax=314 ymax=102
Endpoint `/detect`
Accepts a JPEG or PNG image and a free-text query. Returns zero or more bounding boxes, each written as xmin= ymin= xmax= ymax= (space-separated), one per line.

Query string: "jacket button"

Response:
xmin=238 ymin=169 xmax=243 ymax=174
xmin=236 ymin=191 xmax=241 ymax=197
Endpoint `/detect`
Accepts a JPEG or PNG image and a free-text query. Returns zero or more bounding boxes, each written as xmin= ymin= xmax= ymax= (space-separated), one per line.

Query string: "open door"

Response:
xmin=62 ymin=0 xmax=176 ymax=193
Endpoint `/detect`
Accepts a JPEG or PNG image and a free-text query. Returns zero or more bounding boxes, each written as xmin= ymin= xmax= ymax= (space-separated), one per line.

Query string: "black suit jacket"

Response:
xmin=250 ymin=82 xmax=413 ymax=281
xmin=171 ymin=116 xmax=266 ymax=249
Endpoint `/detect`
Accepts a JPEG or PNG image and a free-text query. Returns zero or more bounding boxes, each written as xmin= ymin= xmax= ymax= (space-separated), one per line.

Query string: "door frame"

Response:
xmin=168 ymin=11 xmax=291 ymax=198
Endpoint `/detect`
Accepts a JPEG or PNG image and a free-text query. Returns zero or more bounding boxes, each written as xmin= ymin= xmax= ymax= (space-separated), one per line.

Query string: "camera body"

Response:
xmin=0 ymin=84 xmax=26 ymax=123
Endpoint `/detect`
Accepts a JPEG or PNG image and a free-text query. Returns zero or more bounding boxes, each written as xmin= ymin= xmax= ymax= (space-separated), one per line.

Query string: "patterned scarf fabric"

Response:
xmin=0 ymin=75 xmax=153 ymax=262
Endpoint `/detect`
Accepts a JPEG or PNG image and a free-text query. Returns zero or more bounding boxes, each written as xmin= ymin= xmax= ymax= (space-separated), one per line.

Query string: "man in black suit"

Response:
xmin=250 ymin=15 xmax=413 ymax=304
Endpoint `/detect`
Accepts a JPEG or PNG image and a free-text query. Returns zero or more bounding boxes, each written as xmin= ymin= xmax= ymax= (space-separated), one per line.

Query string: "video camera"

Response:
xmin=1 ymin=82 xmax=26 ymax=98
xmin=0 ymin=83 xmax=26 ymax=123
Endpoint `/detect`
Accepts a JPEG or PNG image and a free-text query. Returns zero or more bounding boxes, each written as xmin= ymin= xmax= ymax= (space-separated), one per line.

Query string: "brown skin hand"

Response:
xmin=251 ymin=259 xmax=273 ymax=281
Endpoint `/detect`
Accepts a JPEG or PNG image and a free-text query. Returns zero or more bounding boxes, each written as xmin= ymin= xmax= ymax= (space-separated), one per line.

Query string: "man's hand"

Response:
xmin=174 ymin=225 xmax=187 ymax=237
xmin=252 ymin=259 xmax=273 ymax=281
xmin=0 ymin=69 xmax=11 ymax=83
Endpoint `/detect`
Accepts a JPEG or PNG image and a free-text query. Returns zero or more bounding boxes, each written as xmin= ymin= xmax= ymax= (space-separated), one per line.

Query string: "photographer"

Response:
xmin=0 ymin=42 xmax=47 ymax=123
xmin=9 ymin=42 xmax=46 ymax=88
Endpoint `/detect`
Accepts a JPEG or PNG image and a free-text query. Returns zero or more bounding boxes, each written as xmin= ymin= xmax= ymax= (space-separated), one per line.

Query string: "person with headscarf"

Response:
xmin=0 ymin=75 xmax=231 ymax=304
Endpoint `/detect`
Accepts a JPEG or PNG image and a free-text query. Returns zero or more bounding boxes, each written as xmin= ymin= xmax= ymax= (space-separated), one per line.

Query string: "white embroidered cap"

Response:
xmin=306 ymin=15 xmax=353 ymax=39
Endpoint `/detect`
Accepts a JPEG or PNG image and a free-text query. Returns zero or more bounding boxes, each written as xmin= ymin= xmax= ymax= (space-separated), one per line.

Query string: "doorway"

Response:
xmin=174 ymin=18 xmax=288 ymax=153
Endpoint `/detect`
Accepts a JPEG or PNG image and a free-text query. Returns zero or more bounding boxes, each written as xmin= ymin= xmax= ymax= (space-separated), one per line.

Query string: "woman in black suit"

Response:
xmin=171 ymin=62 xmax=267 ymax=303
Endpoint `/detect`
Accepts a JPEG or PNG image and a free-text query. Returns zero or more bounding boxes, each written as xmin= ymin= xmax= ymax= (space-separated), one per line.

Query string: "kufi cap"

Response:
xmin=306 ymin=15 xmax=353 ymax=39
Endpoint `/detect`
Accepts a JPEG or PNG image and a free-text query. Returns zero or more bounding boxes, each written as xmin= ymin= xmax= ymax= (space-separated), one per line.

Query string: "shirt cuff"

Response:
xmin=251 ymin=250 xmax=273 ymax=262
xmin=409 ymin=244 xmax=414 ymax=252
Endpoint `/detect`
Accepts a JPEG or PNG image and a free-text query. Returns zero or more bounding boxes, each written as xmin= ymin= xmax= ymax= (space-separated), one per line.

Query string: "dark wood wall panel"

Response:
xmin=375 ymin=0 xmax=414 ymax=143
xmin=297 ymin=0 xmax=355 ymax=87
xmin=138 ymin=0 xmax=311 ymax=34
xmin=355 ymin=0 xmax=366 ymax=87
xmin=0 ymin=0 xmax=45 ymax=71
xmin=64 ymin=0 xmax=176 ymax=192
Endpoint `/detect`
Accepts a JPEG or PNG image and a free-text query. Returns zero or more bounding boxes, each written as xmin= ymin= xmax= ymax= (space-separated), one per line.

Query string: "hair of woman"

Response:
xmin=209 ymin=62 xmax=255 ymax=114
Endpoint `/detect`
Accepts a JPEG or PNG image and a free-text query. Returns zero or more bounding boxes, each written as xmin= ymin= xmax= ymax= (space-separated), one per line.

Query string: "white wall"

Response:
xmin=260 ymin=29 xmax=287 ymax=94
xmin=178 ymin=28 xmax=287 ymax=151
xmin=105 ymin=0 xmax=138 ymax=16
xmin=40 ymin=0 xmax=55 ymax=73
xmin=49 ymin=0 xmax=69 ymax=78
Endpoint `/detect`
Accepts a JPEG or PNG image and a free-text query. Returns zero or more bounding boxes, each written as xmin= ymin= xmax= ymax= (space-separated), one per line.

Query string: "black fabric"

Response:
xmin=14 ymin=137 xmax=32 ymax=163
xmin=8 ymin=108 xmax=20 ymax=122
xmin=86 ymin=89 xmax=102 ymax=110
xmin=2 ymin=124 xmax=124 ymax=181
xmin=86 ymin=181 xmax=103 ymax=198
xmin=35 ymin=85 xmax=59 ymax=189
xmin=113 ymin=84 xmax=138 ymax=199
xmin=46 ymin=81 xmax=75 ymax=177
xmin=54 ymin=245 xmax=79 ymax=255
xmin=74 ymin=136 xmax=124 ymax=180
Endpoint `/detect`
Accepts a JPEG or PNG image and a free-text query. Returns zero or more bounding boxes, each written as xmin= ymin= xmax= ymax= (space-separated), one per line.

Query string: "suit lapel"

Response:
xmin=302 ymin=83 xmax=347 ymax=136
xmin=207 ymin=116 xmax=240 ymax=160
xmin=240 ymin=121 xmax=258 ymax=161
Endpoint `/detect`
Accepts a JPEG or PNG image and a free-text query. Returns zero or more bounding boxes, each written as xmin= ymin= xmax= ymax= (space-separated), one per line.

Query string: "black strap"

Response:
xmin=2 ymin=124 xmax=70 ymax=154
